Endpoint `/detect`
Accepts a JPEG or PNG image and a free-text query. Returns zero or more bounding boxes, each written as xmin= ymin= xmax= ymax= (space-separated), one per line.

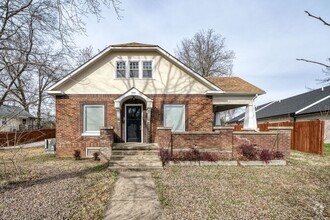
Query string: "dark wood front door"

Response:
xmin=126 ymin=105 xmax=142 ymax=142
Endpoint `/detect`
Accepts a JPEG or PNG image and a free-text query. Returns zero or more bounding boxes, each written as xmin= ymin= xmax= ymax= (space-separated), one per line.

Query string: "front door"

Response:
xmin=126 ymin=105 xmax=142 ymax=142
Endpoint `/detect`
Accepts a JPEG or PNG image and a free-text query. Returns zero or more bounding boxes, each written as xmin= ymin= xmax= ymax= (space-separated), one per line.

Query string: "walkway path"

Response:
xmin=104 ymin=171 xmax=165 ymax=220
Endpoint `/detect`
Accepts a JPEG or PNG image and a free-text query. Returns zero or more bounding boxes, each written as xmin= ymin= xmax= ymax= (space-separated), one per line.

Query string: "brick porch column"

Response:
xmin=100 ymin=127 xmax=114 ymax=158
xmin=214 ymin=126 xmax=234 ymax=156
xmin=268 ymin=127 xmax=293 ymax=159
xmin=156 ymin=127 xmax=172 ymax=149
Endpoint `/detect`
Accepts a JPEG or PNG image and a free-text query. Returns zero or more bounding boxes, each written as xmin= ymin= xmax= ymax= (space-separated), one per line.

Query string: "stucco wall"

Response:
xmin=57 ymin=51 xmax=210 ymax=95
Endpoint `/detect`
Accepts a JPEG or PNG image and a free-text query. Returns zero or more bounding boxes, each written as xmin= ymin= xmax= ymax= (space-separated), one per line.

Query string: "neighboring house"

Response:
xmin=0 ymin=105 xmax=36 ymax=132
xmin=47 ymin=42 xmax=265 ymax=157
xmin=229 ymin=86 xmax=330 ymax=143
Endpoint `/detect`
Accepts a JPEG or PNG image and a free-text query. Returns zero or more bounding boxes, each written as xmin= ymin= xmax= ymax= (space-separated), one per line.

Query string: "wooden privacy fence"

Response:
xmin=234 ymin=120 xmax=325 ymax=155
xmin=0 ymin=129 xmax=56 ymax=147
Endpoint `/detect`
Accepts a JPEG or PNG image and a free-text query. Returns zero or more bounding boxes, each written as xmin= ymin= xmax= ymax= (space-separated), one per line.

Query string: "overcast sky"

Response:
xmin=74 ymin=0 xmax=330 ymax=105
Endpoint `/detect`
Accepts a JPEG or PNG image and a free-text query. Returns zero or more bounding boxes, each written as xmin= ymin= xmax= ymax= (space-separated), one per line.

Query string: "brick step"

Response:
xmin=109 ymin=161 xmax=163 ymax=167
xmin=110 ymin=155 xmax=160 ymax=161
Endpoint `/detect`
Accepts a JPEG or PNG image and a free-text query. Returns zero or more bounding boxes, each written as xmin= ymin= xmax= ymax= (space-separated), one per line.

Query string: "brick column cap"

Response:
xmin=101 ymin=126 xmax=114 ymax=130
xmin=213 ymin=126 xmax=234 ymax=130
xmin=157 ymin=127 xmax=172 ymax=130
xmin=268 ymin=126 xmax=293 ymax=130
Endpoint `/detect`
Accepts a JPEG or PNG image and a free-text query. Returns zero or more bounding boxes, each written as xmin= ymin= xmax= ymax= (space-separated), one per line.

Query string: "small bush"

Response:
xmin=93 ymin=152 xmax=100 ymax=161
xmin=240 ymin=144 xmax=257 ymax=160
xmin=272 ymin=151 xmax=284 ymax=160
xmin=199 ymin=152 xmax=220 ymax=161
xmin=260 ymin=149 xmax=273 ymax=163
xmin=73 ymin=150 xmax=81 ymax=160
xmin=159 ymin=149 xmax=171 ymax=165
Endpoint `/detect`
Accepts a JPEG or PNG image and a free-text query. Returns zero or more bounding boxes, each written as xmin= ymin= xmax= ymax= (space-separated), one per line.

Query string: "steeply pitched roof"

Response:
xmin=111 ymin=42 xmax=157 ymax=47
xmin=229 ymin=85 xmax=330 ymax=123
xmin=0 ymin=105 xmax=35 ymax=118
xmin=206 ymin=77 xmax=265 ymax=94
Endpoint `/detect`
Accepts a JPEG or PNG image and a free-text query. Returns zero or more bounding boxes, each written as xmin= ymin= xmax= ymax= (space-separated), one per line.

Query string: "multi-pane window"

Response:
xmin=129 ymin=61 xmax=139 ymax=78
xmin=142 ymin=61 xmax=152 ymax=78
xmin=116 ymin=61 xmax=126 ymax=78
xmin=83 ymin=105 xmax=104 ymax=134
xmin=164 ymin=105 xmax=185 ymax=132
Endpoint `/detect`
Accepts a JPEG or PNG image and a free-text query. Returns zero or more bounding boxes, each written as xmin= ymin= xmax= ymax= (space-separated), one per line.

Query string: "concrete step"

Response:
xmin=112 ymin=143 xmax=159 ymax=150
xmin=111 ymin=155 xmax=160 ymax=161
xmin=108 ymin=166 xmax=163 ymax=171
xmin=109 ymin=161 xmax=163 ymax=167
xmin=111 ymin=150 xmax=159 ymax=156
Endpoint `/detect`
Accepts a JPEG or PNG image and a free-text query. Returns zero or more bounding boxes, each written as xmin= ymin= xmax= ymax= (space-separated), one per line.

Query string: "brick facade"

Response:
xmin=55 ymin=94 xmax=213 ymax=157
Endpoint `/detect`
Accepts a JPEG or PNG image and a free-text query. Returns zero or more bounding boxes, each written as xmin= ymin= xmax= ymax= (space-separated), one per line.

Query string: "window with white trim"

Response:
xmin=142 ymin=61 xmax=152 ymax=78
xmin=116 ymin=61 xmax=126 ymax=78
xmin=164 ymin=105 xmax=185 ymax=132
xmin=83 ymin=105 xmax=104 ymax=135
xmin=129 ymin=61 xmax=139 ymax=78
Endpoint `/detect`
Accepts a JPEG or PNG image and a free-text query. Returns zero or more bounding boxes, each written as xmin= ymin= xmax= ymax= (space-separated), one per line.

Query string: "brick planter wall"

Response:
xmin=157 ymin=126 xmax=292 ymax=160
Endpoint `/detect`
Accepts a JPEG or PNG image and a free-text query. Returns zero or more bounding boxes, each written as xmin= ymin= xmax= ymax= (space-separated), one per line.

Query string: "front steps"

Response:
xmin=109 ymin=143 xmax=163 ymax=171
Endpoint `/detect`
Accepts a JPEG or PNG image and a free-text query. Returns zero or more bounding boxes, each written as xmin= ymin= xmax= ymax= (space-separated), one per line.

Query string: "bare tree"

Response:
xmin=75 ymin=46 xmax=95 ymax=66
xmin=175 ymin=29 xmax=235 ymax=77
xmin=0 ymin=0 xmax=122 ymax=126
xmin=297 ymin=11 xmax=330 ymax=84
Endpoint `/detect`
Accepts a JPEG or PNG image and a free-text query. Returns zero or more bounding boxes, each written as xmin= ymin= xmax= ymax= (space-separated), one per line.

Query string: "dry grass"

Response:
xmin=153 ymin=151 xmax=330 ymax=219
xmin=0 ymin=147 xmax=118 ymax=219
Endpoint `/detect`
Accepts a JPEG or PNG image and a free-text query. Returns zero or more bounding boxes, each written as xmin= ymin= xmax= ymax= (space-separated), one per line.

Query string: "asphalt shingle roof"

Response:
xmin=206 ymin=77 xmax=265 ymax=94
xmin=229 ymin=85 xmax=330 ymax=123
xmin=0 ymin=105 xmax=35 ymax=118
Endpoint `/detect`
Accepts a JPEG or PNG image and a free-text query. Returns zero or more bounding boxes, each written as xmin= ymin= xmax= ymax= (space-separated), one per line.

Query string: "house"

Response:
xmin=0 ymin=105 xmax=36 ymax=132
xmin=229 ymin=86 xmax=330 ymax=143
xmin=47 ymin=42 xmax=291 ymax=158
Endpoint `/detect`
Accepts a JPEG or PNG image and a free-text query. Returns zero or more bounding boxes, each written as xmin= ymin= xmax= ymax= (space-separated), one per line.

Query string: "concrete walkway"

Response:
xmin=0 ymin=141 xmax=44 ymax=150
xmin=104 ymin=171 xmax=165 ymax=220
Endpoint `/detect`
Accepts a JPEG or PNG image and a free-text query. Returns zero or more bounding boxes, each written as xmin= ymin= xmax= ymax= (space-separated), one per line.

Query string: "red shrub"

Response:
xmin=260 ymin=149 xmax=273 ymax=163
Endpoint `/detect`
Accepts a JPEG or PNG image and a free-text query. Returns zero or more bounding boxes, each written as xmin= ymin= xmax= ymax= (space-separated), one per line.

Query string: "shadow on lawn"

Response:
xmin=0 ymin=162 xmax=117 ymax=192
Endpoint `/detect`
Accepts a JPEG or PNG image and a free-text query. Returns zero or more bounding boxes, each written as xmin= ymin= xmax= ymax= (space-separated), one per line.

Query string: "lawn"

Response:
xmin=325 ymin=144 xmax=330 ymax=156
xmin=153 ymin=151 xmax=330 ymax=219
xmin=0 ymin=147 xmax=117 ymax=219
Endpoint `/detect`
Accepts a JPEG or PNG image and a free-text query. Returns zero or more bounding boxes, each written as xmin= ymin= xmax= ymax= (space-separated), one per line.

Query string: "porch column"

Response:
xmin=243 ymin=102 xmax=257 ymax=130
xmin=116 ymin=108 xmax=121 ymax=137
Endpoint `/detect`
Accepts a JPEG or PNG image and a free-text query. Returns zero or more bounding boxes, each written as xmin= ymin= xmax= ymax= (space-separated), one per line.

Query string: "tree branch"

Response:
xmin=296 ymin=58 xmax=330 ymax=68
xmin=305 ymin=11 xmax=330 ymax=27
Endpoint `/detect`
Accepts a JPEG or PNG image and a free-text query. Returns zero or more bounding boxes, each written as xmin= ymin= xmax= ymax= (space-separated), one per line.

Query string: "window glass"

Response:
xmin=129 ymin=61 xmax=139 ymax=78
xmin=143 ymin=61 xmax=152 ymax=78
xmin=116 ymin=61 xmax=126 ymax=78
xmin=164 ymin=105 xmax=185 ymax=131
xmin=84 ymin=106 xmax=104 ymax=132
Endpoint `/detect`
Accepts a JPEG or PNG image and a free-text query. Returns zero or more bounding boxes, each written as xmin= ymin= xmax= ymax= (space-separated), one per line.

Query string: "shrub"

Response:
xmin=199 ymin=152 xmax=220 ymax=161
xmin=159 ymin=149 xmax=171 ymax=165
xmin=260 ymin=149 xmax=273 ymax=163
xmin=93 ymin=152 xmax=100 ymax=161
xmin=73 ymin=150 xmax=81 ymax=160
xmin=272 ymin=151 xmax=284 ymax=160
xmin=240 ymin=144 xmax=257 ymax=160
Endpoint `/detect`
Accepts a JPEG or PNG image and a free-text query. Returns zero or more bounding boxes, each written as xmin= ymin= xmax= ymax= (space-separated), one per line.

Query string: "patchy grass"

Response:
xmin=324 ymin=144 xmax=330 ymax=156
xmin=0 ymin=147 xmax=118 ymax=219
xmin=153 ymin=151 xmax=330 ymax=219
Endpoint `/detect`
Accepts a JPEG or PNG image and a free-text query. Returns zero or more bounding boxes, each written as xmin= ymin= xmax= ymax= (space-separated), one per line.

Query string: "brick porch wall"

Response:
xmin=55 ymin=94 xmax=213 ymax=157
xmin=157 ymin=127 xmax=292 ymax=160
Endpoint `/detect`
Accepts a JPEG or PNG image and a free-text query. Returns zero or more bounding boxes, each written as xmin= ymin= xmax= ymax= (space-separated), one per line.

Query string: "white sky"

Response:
xmin=74 ymin=0 xmax=330 ymax=105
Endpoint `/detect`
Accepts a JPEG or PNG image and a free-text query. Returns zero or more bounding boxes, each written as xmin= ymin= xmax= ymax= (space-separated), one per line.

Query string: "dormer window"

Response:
xmin=129 ymin=61 xmax=139 ymax=78
xmin=116 ymin=61 xmax=126 ymax=78
xmin=143 ymin=61 xmax=152 ymax=78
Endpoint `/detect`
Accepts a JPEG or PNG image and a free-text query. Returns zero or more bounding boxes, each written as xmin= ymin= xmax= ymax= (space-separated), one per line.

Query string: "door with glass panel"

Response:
xmin=126 ymin=105 xmax=142 ymax=142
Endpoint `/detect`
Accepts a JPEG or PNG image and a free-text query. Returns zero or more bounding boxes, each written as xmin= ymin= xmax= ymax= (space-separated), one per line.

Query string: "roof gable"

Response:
xmin=0 ymin=105 xmax=35 ymax=118
xmin=48 ymin=43 xmax=220 ymax=93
